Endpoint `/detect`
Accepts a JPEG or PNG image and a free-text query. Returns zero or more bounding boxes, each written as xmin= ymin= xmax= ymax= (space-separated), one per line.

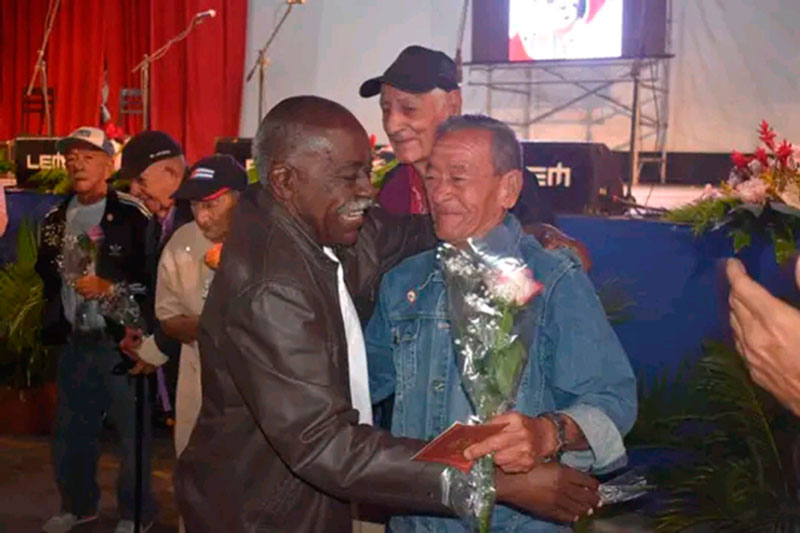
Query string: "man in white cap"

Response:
xmin=36 ymin=127 xmax=157 ymax=533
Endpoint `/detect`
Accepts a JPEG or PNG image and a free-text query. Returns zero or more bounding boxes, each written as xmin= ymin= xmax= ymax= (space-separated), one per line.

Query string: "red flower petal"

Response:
xmin=731 ymin=150 xmax=752 ymax=169
xmin=754 ymin=147 xmax=769 ymax=167
xmin=777 ymin=140 xmax=794 ymax=165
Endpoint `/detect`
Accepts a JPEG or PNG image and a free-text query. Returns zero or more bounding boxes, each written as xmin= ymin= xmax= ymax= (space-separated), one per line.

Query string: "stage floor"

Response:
xmin=0 ymin=431 xmax=178 ymax=532
xmin=0 ymin=433 xmax=653 ymax=532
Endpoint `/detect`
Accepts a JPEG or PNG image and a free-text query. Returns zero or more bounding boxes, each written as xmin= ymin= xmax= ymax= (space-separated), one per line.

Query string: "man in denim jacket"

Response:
xmin=365 ymin=115 xmax=637 ymax=532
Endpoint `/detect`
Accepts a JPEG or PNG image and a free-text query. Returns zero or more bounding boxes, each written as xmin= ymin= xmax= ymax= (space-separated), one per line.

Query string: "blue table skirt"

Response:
xmin=557 ymin=215 xmax=800 ymax=382
xmin=3 ymin=191 xmax=796 ymax=383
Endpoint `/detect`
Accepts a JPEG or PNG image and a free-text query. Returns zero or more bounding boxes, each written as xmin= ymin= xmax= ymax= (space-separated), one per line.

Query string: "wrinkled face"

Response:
xmin=128 ymin=178 xmax=159 ymax=214
xmin=65 ymin=146 xmax=112 ymax=195
xmin=190 ymin=191 xmax=240 ymax=243
xmin=380 ymin=85 xmax=456 ymax=167
xmin=425 ymin=128 xmax=520 ymax=245
xmin=290 ymin=125 xmax=376 ymax=247
xmin=134 ymin=159 xmax=183 ymax=215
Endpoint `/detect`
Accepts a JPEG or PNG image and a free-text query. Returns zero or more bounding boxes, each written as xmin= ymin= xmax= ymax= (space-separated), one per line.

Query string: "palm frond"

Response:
xmin=27 ymin=167 xmax=71 ymax=194
xmin=0 ymin=219 xmax=50 ymax=388
xmin=646 ymin=342 xmax=798 ymax=531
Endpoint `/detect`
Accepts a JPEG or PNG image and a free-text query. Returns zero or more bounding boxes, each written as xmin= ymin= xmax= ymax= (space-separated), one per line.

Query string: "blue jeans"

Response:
xmin=52 ymin=334 xmax=156 ymax=521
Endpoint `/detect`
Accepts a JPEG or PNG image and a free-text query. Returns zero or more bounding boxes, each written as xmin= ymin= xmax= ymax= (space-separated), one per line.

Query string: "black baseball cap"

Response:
xmin=117 ymin=130 xmax=183 ymax=179
xmin=172 ymin=154 xmax=248 ymax=201
xmin=359 ymin=45 xmax=459 ymax=98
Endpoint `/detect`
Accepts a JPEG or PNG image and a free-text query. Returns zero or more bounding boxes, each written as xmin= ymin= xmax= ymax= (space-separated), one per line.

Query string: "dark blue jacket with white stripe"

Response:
xmin=35 ymin=188 xmax=152 ymax=346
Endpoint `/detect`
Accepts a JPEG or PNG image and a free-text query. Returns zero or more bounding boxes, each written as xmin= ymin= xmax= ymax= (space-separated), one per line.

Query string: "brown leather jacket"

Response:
xmin=174 ymin=186 xmax=450 ymax=532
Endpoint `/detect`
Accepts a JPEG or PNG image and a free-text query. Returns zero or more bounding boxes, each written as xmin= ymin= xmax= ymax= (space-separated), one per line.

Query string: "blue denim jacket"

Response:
xmin=365 ymin=215 xmax=637 ymax=533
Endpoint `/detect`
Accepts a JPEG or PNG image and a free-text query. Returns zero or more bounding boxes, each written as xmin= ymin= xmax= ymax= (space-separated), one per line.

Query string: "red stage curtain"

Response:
xmin=104 ymin=0 xmax=151 ymax=137
xmin=1 ymin=0 xmax=246 ymax=163
xmin=0 ymin=0 xmax=106 ymax=139
xmin=150 ymin=0 xmax=247 ymax=162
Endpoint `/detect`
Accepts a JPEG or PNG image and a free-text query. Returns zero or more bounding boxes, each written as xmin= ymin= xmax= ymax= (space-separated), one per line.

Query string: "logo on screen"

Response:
xmin=527 ymin=162 xmax=572 ymax=188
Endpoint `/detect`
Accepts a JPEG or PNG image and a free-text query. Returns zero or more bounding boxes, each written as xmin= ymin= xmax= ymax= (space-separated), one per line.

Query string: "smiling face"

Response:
xmin=425 ymin=128 xmax=521 ymax=245
xmin=379 ymin=85 xmax=461 ymax=170
xmin=281 ymin=123 xmax=376 ymax=247
xmin=64 ymin=145 xmax=113 ymax=198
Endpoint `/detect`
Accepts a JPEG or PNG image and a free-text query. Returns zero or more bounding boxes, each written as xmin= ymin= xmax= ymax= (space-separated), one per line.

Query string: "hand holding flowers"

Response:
xmin=464 ymin=412 xmax=560 ymax=473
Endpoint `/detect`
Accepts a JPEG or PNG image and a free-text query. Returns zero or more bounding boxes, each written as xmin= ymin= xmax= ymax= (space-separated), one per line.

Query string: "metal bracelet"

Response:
xmin=540 ymin=411 xmax=567 ymax=459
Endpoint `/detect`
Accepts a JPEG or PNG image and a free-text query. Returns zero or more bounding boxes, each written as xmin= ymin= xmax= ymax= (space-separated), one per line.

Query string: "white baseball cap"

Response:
xmin=57 ymin=127 xmax=114 ymax=157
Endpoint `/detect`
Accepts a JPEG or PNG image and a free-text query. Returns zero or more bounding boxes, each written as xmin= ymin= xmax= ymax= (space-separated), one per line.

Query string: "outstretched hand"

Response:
xmin=727 ymin=258 xmax=800 ymax=416
xmin=496 ymin=462 xmax=600 ymax=524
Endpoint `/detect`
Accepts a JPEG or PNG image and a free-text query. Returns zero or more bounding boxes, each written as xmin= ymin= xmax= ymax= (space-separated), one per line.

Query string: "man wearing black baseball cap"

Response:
xmin=360 ymin=45 xmax=589 ymax=265
xmin=360 ymin=45 xmax=461 ymax=216
xmin=116 ymin=131 xmax=194 ymax=427
xmin=118 ymin=130 xmax=192 ymax=231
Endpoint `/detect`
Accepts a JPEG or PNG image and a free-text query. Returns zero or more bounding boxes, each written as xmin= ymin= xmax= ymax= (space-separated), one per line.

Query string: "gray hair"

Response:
xmin=251 ymin=115 xmax=289 ymax=187
xmin=435 ymin=114 xmax=522 ymax=175
xmin=251 ymin=95 xmax=358 ymax=187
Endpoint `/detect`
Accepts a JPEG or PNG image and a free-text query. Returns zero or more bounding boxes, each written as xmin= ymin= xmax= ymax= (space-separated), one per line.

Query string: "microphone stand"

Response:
xmin=454 ymin=0 xmax=470 ymax=84
xmin=246 ymin=2 xmax=299 ymax=121
xmin=133 ymin=12 xmax=215 ymax=130
xmin=26 ymin=0 xmax=61 ymax=136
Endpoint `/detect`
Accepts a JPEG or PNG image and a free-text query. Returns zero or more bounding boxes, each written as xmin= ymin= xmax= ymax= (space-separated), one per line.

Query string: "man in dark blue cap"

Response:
xmin=115 ymin=131 xmax=195 ymax=421
xmin=360 ymin=45 xmax=589 ymax=267
xmin=151 ymin=155 xmax=247 ymax=533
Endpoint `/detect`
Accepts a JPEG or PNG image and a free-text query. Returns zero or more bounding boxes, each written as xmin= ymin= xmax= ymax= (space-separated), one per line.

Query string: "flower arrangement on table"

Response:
xmin=665 ymin=121 xmax=800 ymax=263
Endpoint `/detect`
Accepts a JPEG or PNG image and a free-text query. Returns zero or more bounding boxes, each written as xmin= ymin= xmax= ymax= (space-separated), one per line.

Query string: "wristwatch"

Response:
xmin=540 ymin=412 xmax=567 ymax=459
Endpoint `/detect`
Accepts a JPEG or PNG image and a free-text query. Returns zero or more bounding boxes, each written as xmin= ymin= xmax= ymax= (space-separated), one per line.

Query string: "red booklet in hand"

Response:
xmin=412 ymin=422 xmax=506 ymax=473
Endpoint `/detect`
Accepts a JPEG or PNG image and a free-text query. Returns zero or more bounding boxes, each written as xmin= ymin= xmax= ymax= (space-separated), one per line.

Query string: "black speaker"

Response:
xmin=214 ymin=137 xmax=253 ymax=170
xmin=522 ymin=141 xmax=624 ymax=215
xmin=12 ymin=137 xmax=63 ymax=188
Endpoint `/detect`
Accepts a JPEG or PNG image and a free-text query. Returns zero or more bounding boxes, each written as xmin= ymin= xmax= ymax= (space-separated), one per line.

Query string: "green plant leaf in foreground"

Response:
xmin=770 ymin=225 xmax=796 ymax=265
xmin=0 ymin=219 xmax=54 ymax=388
xmin=663 ymin=197 xmax=741 ymax=236
xmin=632 ymin=341 xmax=800 ymax=532
xmin=731 ymin=227 xmax=752 ymax=252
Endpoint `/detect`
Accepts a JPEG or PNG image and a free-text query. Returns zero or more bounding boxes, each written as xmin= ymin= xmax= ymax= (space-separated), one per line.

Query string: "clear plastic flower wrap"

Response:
xmin=57 ymin=228 xmax=104 ymax=332
xmin=437 ymin=224 xmax=542 ymax=532
xmin=597 ymin=468 xmax=650 ymax=505
xmin=99 ymin=282 xmax=146 ymax=330
xmin=57 ymin=226 xmax=145 ymax=332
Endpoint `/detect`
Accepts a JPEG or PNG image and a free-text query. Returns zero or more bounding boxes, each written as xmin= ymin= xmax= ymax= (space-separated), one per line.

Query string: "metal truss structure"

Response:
xmin=465 ymin=0 xmax=674 ymax=188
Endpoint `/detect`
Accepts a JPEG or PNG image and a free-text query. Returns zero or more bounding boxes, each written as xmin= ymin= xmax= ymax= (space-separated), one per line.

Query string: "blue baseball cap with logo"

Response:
xmin=172 ymin=154 xmax=248 ymax=201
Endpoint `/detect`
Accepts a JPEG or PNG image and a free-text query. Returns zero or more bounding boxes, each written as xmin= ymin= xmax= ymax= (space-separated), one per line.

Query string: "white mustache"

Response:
xmin=337 ymin=198 xmax=376 ymax=215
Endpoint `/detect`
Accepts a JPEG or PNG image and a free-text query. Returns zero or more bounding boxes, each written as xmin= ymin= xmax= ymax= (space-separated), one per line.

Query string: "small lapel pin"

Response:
xmin=406 ymin=289 xmax=417 ymax=303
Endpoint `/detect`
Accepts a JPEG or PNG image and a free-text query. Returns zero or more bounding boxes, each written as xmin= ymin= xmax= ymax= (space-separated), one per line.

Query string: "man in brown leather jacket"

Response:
xmin=174 ymin=96 xmax=588 ymax=532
